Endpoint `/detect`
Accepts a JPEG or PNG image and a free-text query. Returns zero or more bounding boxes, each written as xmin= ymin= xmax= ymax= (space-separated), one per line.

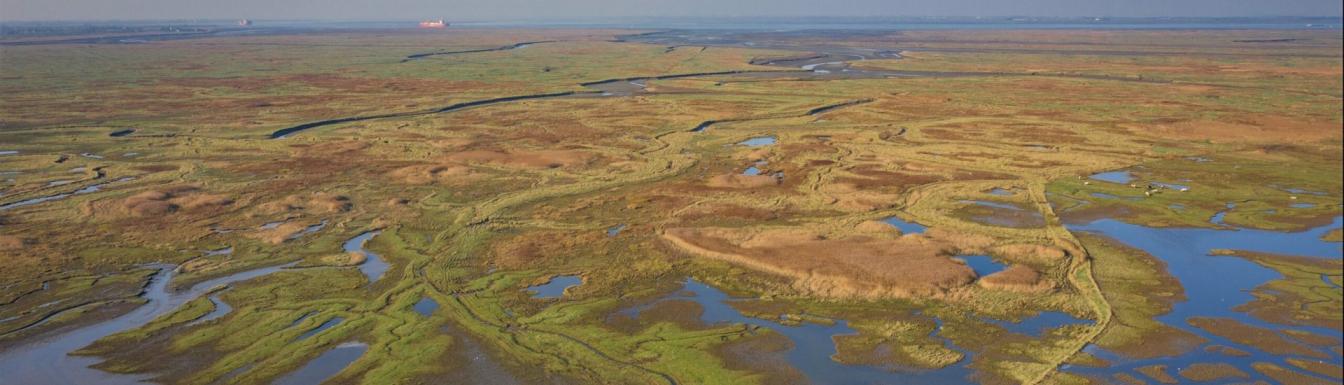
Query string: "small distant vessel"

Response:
xmin=237 ymin=19 xmax=253 ymax=26
xmin=419 ymin=19 xmax=448 ymax=29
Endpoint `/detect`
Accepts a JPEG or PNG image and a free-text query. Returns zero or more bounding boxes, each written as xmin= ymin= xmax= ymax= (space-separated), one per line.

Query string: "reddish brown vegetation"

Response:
xmin=662 ymin=226 xmax=996 ymax=299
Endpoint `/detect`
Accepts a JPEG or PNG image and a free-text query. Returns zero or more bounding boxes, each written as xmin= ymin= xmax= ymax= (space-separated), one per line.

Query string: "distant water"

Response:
xmin=452 ymin=17 xmax=1344 ymax=30
xmin=5 ymin=18 xmax=1337 ymax=36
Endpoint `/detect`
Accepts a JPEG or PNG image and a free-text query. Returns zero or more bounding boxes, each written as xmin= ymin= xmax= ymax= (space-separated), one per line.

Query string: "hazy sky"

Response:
xmin=2 ymin=0 xmax=1341 ymax=21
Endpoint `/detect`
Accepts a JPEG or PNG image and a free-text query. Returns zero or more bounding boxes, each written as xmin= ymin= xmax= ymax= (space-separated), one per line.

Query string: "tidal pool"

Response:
xmin=271 ymin=342 xmax=367 ymax=385
xmin=528 ymin=275 xmax=582 ymax=299
xmin=1064 ymin=215 xmax=1343 ymax=382
xmin=958 ymin=200 xmax=1046 ymax=228
xmin=957 ymin=255 xmax=1007 ymax=277
xmin=965 ymin=200 xmax=1023 ymax=211
xmin=412 ymin=297 xmax=439 ymax=316
xmin=1089 ymin=170 xmax=1133 ymax=184
xmin=343 ymin=231 xmax=389 ymax=284
xmin=737 ymin=136 xmax=777 ymax=147
xmin=882 ymin=216 xmax=927 ymax=235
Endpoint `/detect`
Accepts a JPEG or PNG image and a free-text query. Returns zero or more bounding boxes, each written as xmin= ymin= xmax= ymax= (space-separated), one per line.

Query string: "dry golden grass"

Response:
xmin=663 ymin=225 xmax=996 ymax=299
xmin=443 ymin=149 xmax=598 ymax=169
xmin=979 ymin=265 xmax=1054 ymax=293
xmin=389 ymin=164 xmax=473 ymax=185
xmin=116 ymin=187 xmax=233 ymax=217
xmin=705 ymin=174 xmax=781 ymax=189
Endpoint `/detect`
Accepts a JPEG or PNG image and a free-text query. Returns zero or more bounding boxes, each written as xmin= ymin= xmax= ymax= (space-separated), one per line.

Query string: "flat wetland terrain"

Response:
xmin=0 ymin=25 xmax=1340 ymax=385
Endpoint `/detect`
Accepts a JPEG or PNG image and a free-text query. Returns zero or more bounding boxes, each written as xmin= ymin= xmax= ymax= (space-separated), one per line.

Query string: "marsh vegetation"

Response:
xmin=0 ymin=25 xmax=1340 ymax=385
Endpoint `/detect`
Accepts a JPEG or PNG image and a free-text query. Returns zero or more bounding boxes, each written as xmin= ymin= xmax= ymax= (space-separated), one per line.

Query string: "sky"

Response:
xmin=1 ymin=0 xmax=1341 ymax=22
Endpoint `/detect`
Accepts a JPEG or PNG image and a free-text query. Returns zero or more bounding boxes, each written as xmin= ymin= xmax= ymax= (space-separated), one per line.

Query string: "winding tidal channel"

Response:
xmin=0 ymin=263 xmax=295 ymax=385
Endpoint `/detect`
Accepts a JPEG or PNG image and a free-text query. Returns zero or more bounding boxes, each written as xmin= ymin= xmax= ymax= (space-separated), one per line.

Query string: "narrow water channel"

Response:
xmin=0 ymin=262 xmax=295 ymax=385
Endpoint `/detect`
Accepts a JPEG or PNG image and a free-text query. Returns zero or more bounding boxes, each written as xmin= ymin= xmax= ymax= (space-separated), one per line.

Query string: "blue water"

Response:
xmin=988 ymin=188 xmax=1015 ymax=196
xmin=607 ymin=224 xmax=626 ymax=237
xmin=528 ymin=275 xmax=582 ymax=299
xmin=646 ymin=279 xmax=973 ymax=384
xmin=1064 ymin=215 xmax=1343 ymax=382
xmin=412 ymin=297 xmax=439 ymax=316
xmin=1281 ymin=187 xmax=1329 ymax=196
xmin=1089 ymin=171 xmax=1133 ymax=184
xmin=1291 ymin=203 xmax=1317 ymax=209
xmin=456 ymin=17 xmax=1343 ymax=31
xmin=989 ymin=311 xmax=1093 ymax=337
xmin=882 ymin=216 xmax=927 ymax=235
xmin=286 ymin=220 xmax=327 ymax=240
xmin=187 ymin=294 xmax=232 ymax=326
xmin=294 ymin=317 xmax=344 ymax=341
xmin=743 ymin=166 xmax=762 ymax=176
xmin=272 ymin=342 xmax=367 ymax=385
xmin=343 ymin=231 xmax=389 ymax=284
xmin=958 ymin=255 xmax=1007 ymax=277
xmin=738 ymin=136 xmax=777 ymax=147
xmin=0 ymin=177 xmax=134 ymax=211
xmin=1210 ymin=202 xmax=1235 ymax=226
xmin=963 ymin=200 xmax=1023 ymax=211
xmin=1323 ymin=275 xmax=1342 ymax=290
